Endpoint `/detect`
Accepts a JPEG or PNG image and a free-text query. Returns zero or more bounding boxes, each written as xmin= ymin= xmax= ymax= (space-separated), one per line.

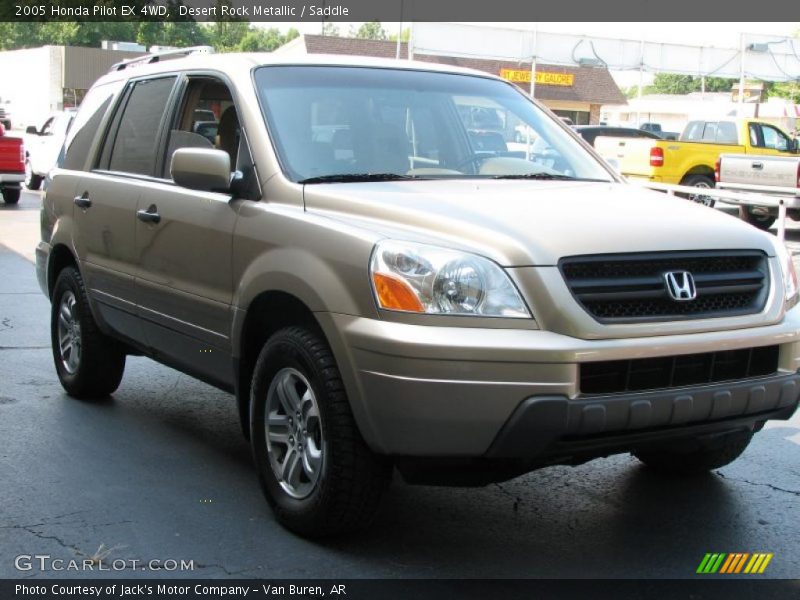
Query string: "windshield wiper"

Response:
xmin=299 ymin=173 xmax=421 ymax=184
xmin=491 ymin=173 xmax=586 ymax=180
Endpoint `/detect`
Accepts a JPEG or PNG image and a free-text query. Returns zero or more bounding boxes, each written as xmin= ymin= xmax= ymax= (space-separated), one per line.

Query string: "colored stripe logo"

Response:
xmin=697 ymin=553 xmax=773 ymax=574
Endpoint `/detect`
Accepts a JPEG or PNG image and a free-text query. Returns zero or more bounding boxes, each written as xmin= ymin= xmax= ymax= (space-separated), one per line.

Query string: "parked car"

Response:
xmin=574 ymin=125 xmax=662 ymax=147
xmin=0 ymin=123 xmax=24 ymax=204
xmin=38 ymin=51 xmax=800 ymax=537
xmin=716 ymin=153 xmax=800 ymax=230
xmin=640 ymin=122 xmax=679 ymax=140
xmin=23 ymin=109 xmax=77 ymax=190
xmin=594 ymin=119 xmax=799 ymax=206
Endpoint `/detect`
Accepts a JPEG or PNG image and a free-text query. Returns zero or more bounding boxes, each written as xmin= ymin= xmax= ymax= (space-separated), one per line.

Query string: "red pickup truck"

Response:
xmin=0 ymin=123 xmax=24 ymax=204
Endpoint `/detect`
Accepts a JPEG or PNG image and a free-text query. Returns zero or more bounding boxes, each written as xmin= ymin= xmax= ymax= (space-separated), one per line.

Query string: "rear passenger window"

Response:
xmin=108 ymin=77 xmax=176 ymax=176
xmin=715 ymin=122 xmax=737 ymax=144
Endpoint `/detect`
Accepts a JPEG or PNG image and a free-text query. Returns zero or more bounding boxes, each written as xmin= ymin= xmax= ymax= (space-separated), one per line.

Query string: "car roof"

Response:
xmin=94 ymin=52 xmax=505 ymax=86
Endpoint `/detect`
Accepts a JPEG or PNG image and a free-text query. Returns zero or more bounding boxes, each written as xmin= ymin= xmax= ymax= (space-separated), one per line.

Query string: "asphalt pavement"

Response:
xmin=1 ymin=190 xmax=800 ymax=579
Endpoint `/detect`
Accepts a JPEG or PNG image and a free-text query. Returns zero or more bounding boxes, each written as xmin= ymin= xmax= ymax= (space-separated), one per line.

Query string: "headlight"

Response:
xmin=370 ymin=240 xmax=531 ymax=318
xmin=777 ymin=243 xmax=799 ymax=310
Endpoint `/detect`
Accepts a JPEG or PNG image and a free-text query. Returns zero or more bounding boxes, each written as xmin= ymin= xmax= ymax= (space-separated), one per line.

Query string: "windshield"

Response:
xmin=254 ymin=66 xmax=614 ymax=183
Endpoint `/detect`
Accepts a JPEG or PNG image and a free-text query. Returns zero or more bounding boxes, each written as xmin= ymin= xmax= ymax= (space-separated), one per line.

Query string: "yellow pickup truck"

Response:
xmin=594 ymin=119 xmax=799 ymax=205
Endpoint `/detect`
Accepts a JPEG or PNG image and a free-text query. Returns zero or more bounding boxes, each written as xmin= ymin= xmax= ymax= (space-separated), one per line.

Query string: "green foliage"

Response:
xmin=0 ymin=17 xmax=299 ymax=54
xmin=351 ymin=22 xmax=387 ymax=41
xmin=388 ymin=28 xmax=411 ymax=43
xmin=321 ymin=22 xmax=341 ymax=37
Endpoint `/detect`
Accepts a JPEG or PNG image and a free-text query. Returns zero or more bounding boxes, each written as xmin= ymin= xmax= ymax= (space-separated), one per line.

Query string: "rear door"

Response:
xmin=74 ymin=75 xmax=178 ymax=345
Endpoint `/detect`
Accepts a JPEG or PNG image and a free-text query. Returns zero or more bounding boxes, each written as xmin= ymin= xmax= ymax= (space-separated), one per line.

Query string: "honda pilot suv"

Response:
xmin=37 ymin=49 xmax=800 ymax=537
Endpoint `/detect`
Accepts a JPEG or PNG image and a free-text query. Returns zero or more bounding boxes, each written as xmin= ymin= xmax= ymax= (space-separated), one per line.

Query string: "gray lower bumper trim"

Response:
xmin=488 ymin=372 xmax=800 ymax=458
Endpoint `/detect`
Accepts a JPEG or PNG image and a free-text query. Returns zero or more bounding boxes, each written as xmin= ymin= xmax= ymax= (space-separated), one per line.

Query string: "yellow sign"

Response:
xmin=500 ymin=69 xmax=575 ymax=87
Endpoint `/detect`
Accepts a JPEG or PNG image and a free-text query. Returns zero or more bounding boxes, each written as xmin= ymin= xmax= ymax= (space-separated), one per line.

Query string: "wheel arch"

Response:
xmin=234 ymin=290 xmax=325 ymax=441
xmin=680 ymin=165 xmax=715 ymax=183
xmin=47 ymin=243 xmax=78 ymax=299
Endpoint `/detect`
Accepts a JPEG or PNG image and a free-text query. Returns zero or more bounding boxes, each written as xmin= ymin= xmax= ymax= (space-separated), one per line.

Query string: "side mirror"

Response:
xmin=25 ymin=126 xmax=38 ymax=135
xmin=790 ymin=139 xmax=799 ymax=154
xmin=170 ymin=148 xmax=231 ymax=193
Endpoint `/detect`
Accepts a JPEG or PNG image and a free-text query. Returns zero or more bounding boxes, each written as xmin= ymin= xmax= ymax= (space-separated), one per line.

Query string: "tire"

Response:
xmin=680 ymin=174 xmax=716 ymax=207
xmin=634 ymin=430 xmax=754 ymax=476
xmin=250 ymin=326 xmax=391 ymax=537
xmin=2 ymin=187 xmax=20 ymax=204
xmin=51 ymin=266 xmax=126 ymax=399
xmin=738 ymin=205 xmax=776 ymax=231
xmin=25 ymin=160 xmax=43 ymax=191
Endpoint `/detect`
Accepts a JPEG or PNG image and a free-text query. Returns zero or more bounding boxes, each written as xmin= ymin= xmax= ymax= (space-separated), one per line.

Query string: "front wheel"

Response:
xmin=738 ymin=206 xmax=776 ymax=231
xmin=25 ymin=160 xmax=43 ymax=190
xmin=51 ymin=266 xmax=126 ymax=399
xmin=634 ymin=430 xmax=754 ymax=476
xmin=680 ymin=174 xmax=716 ymax=207
xmin=250 ymin=326 xmax=391 ymax=537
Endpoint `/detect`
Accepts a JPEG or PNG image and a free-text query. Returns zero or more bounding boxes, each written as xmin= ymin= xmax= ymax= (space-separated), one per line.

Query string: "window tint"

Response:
xmin=762 ymin=125 xmax=789 ymax=151
xmin=682 ymin=121 xmax=705 ymax=141
xmin=715 ymin=121 xmax=737 ymax=144
xmin=701 ymin=122 xmax=717 ymax=142
xmin=62 ymin=80 xmax=123 ymax=171
xmin=108 ymin=77 xmax=176 ymax=176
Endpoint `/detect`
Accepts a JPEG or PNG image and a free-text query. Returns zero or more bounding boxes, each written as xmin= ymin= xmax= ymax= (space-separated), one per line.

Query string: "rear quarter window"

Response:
xmin=62 ymin=80 xmax=123 ymax=171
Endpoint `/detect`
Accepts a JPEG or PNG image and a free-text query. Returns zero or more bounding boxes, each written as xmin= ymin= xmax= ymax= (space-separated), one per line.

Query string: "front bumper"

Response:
xmin=318 ymin=309 xmax=800 ymax=458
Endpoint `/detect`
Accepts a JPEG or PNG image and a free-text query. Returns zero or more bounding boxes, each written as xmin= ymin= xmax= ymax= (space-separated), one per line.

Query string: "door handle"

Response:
xmin=751 ymin=162 xmax=764 ymax=170
xmin=136 ymin=205 xmax=161 ymax=224
xmin=73 ymin=193 xmax=91 ymax=208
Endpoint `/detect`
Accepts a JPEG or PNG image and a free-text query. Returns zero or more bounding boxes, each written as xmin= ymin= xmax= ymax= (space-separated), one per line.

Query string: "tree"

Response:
xmin=237 ymin=27 xmax=298 ymax=52
xmin=388 ymin=28 xmax=411 ymax=43
xmin=321 ymin=22 xmax=341 ymax=37
xmin=352 ymin=22 xmax=387 ymax=41
xmin=644 ymin=73 xmax=738 ymax=96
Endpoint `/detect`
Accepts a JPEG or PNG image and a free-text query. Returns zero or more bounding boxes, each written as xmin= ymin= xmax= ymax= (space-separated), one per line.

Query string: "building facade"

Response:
xmin=0 ymin=45 xmax=143 ymax=129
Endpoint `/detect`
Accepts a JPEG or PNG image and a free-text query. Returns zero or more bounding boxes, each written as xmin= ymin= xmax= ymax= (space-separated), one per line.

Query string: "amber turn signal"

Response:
xmin=372 ymin=272 xmax=425 ymax=312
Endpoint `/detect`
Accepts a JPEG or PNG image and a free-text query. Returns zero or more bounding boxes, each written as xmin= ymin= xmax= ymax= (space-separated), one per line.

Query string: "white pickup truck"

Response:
xmin=716 ymin=153 xmax=800 ymax=230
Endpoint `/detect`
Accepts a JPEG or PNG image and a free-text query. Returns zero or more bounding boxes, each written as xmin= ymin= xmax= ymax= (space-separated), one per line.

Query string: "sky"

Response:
xmin=261 ymin=21 xmax=799 ymax=87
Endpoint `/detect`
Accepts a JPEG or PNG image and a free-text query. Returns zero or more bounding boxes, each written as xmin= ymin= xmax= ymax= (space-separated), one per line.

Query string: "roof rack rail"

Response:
xmin=110 ymin=46 xmax=215 ymax=72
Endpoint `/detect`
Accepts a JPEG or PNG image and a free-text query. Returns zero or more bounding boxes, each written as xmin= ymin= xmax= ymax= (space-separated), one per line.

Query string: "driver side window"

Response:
xmin=162 ymin=77 xmax=241 ymax=179
xmin=761 ymin=125 xmax=790 ymax=152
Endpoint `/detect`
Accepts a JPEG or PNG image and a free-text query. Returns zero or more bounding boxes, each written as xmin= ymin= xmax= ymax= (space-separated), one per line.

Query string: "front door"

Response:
xmin=133 ymin=75 xmax=242 ymax=389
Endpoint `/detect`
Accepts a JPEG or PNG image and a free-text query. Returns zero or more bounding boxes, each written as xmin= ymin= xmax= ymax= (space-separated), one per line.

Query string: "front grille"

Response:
xmin=560 ymin=251 xmax=769 ymax=322
xmin=580 ymin=345 xmax=779 ymax=395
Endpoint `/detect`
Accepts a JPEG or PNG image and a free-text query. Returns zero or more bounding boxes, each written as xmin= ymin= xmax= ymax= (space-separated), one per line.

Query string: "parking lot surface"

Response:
xmin=1 ymin=190 xmax=800 ymax=579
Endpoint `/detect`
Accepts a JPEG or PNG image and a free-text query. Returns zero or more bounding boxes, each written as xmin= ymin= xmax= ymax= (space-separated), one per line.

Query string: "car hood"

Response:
xmin=303 ymin=180 xmax=775 ymax=266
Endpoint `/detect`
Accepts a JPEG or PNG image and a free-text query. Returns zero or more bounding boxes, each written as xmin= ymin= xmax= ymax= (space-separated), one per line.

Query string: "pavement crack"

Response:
xmin=716 ymin=471 xmax=800 ymax=496
xmin=192 ymin=562 xmax=250 ymax=576
xmin=493 ymin=482 xmax=523 ymax=512
xmin=18 ymin=524 xmax=82 ymax=556
xmin=0 ymin=345 xmax=50 ymax=350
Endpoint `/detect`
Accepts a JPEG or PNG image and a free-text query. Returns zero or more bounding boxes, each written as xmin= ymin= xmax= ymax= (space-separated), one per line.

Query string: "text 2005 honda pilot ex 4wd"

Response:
xmin=37 ymin=49 xmax=800 ymax=537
